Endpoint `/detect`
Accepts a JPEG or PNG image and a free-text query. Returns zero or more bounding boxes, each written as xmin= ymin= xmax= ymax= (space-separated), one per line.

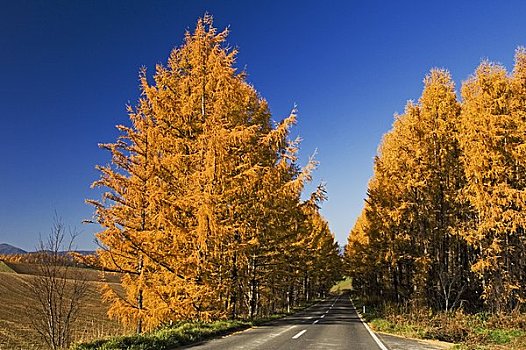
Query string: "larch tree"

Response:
xmin=405 ymin=70 xmax=472 ymax=311
xmin=344 ymin=206 xmax=381 ymax=298
xmin=87 ymin=84 xmax=160 ymax=332
xmin=89 ymin=15 xmax=339 ymax=330
xmin=346 ymin=70 xmax=474 ymax=310
xmin=459 ymin=50 xmax=526 ymax=311
xmin=347 ymin=48 xmax=526 ymax=314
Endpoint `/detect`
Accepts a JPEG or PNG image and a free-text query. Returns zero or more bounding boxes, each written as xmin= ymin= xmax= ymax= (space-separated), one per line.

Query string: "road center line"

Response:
xmin=292 ymin=329 xmax=307 ymax=339
xmin=321 ymin=314 xmax=325 ymax=318
xmin=313 ymin=319 xmax=319 ymax=324
xmin=325 ymin=310 xmax=329 ymax=313
xmin=267 ymin=325 xmax=297 ymax=340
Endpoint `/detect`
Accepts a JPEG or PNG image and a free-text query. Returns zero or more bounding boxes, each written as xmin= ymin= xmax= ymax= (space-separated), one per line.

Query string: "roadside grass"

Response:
xmin=72 ymin=320 xmax=251 ymax=350
xmin=72 ymin=300 xmax=322 ymax=349
xmin=481 ymin=329 xmax=526 ymax=344
xmin=330 ymin=277 xmax=352 ymax=294
xmin=352 ymin=292 xmax=526 ymax=349
xmin=370 ymin=318 xmax=429 ymax=339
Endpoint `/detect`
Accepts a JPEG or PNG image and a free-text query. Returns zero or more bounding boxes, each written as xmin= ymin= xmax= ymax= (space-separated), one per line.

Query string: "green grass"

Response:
xmin=369 ymin=317 xmax=429 ymax=339
xmin=473 ymin=328 xmax=526 ymax=345
xmin=72 ymin=320 xmax=251 ymax=350
xmin=330 ymin=277 xmax=352 ymax=294
xmin=0 ymin=261 xmax=16 ymax=273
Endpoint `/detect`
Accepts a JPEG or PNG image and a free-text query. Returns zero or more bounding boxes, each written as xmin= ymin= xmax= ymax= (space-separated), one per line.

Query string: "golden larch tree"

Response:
xmin=459 ymin=49 xmax=526 ymax=311
xmin=89 ymin=15 xmax=339 ymax=330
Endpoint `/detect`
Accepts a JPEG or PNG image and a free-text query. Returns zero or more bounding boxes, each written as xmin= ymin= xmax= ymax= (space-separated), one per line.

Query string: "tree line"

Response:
xmin=88 ymin=16 xmax=341 ymax=332
xmin=345 ymin=48 xmax=526 ymax=313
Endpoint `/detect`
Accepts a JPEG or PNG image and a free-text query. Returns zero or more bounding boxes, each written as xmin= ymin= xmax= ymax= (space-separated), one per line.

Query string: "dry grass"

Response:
xmin=0 ymin=265 xmax=128 ymax=350
xmin=5 ymin=261 xmax=121 ymax=283
xmin=366 ymin=304 xmax=526 ymax=349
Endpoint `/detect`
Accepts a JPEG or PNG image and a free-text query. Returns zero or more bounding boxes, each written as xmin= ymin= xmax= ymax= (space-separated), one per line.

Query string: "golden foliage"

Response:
xmin=89 ymin=15 xmax=341 ymax=331
xmin=347 ymin=49 xmax=526 ymax=312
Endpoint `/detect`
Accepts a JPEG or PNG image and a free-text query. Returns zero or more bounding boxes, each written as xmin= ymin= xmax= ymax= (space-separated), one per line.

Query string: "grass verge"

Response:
xmin=72 ymin=301 xmax=320 ymax=350
xmin=72 ymin=320 xmax=250 ymax=350
xmin=352 ymin=293 xmax=526 ymax=349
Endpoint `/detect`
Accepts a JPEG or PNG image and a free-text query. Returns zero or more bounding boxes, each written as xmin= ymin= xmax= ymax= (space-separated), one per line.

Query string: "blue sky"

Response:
xmin=1 ymin=1 xmax=525 ymax=251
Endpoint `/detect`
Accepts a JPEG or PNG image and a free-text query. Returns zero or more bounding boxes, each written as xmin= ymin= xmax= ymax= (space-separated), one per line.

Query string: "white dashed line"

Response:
xmin=321 ymin=315 xmax=325 ymax=318
xmin=292 ymin=329 xmax=307 ymax=339
xmin=325 ymin=310 xmax=329 ymax=314
xmin=313 ymin=320 xmax=319 ymax=324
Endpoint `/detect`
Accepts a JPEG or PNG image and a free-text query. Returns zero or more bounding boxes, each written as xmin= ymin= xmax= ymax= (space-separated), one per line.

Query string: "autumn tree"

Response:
xmin=459 ymin=49 xmax=526 ymax=311
xmin=87 ymin=80 xmax=161 ymax=332
xmin=347 ymin=48 xmax=526 ymax=314
xmin=346 ymin=70 xmax=475 ymax=311
xmin=89 ymin=15 xmax=339 ymax=330
xmin=344 ymin=206 xmax=380 ymax=299
xmin=404 ymin=70 xmax=473 ymax=310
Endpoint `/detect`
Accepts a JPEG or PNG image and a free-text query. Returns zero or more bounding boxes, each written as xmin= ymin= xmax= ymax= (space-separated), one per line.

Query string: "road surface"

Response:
xmin=184 ymin=293 xmax=386 ymax=350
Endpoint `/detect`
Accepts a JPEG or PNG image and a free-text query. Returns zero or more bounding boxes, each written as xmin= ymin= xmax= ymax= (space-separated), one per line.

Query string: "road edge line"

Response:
xmin=350 ymin=298 xmax=389 ymax=350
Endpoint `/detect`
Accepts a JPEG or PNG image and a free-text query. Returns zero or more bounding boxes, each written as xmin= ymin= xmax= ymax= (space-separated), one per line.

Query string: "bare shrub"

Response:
xmin=23 ymin=215 xmax=89 ymax=349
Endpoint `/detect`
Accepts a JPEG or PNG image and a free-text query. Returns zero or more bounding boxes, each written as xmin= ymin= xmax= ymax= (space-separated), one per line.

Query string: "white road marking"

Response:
xmin=325 ymin=310 xmax=329 ymax=313
xmin=350 ymin=298 xmax=389 ymax=350
xmin=321 ymin=315 xmax=325 ymax=318
xmin=313 ymin=319 xmax=319 ymax=324
xmin=292 ymin=329 xmax=307 ymax=339
xmin=234 ymin=325 xmax=297 ymax=348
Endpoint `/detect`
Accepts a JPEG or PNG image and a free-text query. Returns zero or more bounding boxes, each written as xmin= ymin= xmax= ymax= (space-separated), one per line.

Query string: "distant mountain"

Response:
xmin=0 ymin=243 xmax=27 ymax=255
xmin=0 ymin=243 xmax=95 ymax=256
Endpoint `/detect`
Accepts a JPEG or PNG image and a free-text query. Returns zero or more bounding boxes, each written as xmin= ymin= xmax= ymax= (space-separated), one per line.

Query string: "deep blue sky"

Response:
xmin=1 ymin=1 xmax=525 ymax=251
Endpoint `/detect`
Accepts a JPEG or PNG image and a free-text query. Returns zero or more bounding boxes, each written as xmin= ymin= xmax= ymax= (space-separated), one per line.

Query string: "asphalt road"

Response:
xmin=185 ymin=293 xmax=386 ymax=350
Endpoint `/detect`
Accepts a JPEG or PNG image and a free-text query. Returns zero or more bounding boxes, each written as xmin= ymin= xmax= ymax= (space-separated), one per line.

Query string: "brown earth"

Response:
xmin=0 ymin=264 xmax=127 ymax=350
xmin=5 ymin=261 xmax=121 ymax=283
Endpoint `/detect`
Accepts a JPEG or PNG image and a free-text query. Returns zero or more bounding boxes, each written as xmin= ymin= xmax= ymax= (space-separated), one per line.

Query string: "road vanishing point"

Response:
xmin=185 ymin=293 xmax=387 ymax=350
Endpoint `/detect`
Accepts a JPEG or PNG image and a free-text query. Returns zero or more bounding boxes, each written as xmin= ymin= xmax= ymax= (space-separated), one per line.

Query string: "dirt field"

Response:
xmin=0 ymin=263 xmax=127 ymax=349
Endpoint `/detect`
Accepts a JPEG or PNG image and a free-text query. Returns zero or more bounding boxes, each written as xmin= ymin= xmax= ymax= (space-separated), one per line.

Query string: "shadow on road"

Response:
xmin=258 ymin=292 xmax=363 ymax=327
